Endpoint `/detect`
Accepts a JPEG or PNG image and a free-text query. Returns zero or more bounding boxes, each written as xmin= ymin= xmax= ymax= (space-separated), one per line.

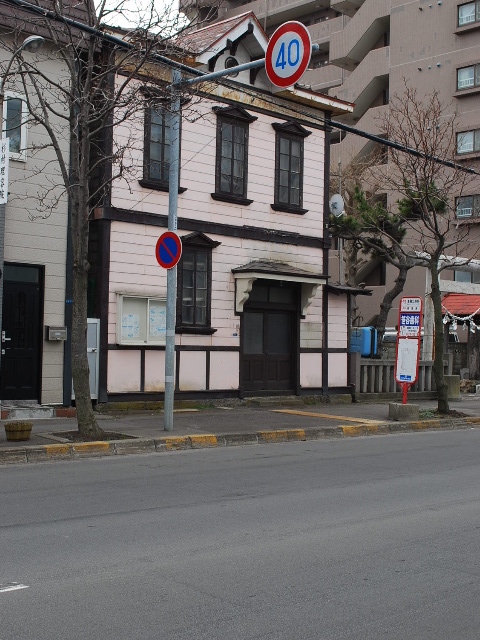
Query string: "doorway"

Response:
xmin=241 ymin=280 xmax=299 ymax=392
xmin=1 ymin=264 xmax=43 ymax=400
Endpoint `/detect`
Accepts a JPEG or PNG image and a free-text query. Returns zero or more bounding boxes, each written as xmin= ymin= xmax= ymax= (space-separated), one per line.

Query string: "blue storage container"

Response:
xmin=351 ymin=327 xmax=377 ymax=356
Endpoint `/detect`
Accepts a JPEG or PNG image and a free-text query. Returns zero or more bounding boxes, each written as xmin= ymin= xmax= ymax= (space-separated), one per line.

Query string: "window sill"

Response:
xmin=139 ymin=179 xmax=187 ymax=194
xmin=455 ymin=151 xmax=480 ymax=161
xmin=454 ymin=22 xmax=480 ymax=35
xmin=211 ymin=193 xmax=253 ymax=206
xmin=454 ymin=86 xmax=480 ymax=98
xmin=271 ymin=203 xmax=308 ymax=215
xmin=176 ymin=326 xmax=217 ymax=335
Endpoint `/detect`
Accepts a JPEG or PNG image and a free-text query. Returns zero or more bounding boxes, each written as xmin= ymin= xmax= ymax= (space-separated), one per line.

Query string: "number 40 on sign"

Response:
xmin=265 ymin=22 xmax=312 ymax=89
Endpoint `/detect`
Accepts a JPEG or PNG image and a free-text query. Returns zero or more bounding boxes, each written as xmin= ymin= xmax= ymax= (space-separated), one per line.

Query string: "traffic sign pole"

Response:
xmin=164 ymin=67 xmax=181 ymax=432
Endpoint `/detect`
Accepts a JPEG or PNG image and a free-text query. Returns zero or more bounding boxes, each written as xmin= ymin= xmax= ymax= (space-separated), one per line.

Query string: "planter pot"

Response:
xmin=4 ymin=421 xmax=33 ymax=442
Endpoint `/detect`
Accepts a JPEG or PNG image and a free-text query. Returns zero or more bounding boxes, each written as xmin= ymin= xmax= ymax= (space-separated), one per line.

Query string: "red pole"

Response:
xmin=402 ymin=383 xmax=408 ymax=405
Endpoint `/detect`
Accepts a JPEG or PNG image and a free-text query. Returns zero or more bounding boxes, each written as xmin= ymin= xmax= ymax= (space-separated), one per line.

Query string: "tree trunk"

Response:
xmin=376 ymin=263 xmax=409 ymax=342
xmin=430 ymin=261 xmax=449 ymax=414
xmin=70 ymin=112 xmax=105 ymax=439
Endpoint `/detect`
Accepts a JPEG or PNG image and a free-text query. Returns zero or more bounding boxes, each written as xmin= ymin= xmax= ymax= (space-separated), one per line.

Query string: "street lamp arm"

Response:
xmin=0 ymin=36 xmax=44 ymax=98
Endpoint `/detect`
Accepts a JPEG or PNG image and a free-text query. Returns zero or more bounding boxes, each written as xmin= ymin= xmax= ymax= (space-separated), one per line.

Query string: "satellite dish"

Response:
xmin=329 ymin=194 xmax=345 ymax=217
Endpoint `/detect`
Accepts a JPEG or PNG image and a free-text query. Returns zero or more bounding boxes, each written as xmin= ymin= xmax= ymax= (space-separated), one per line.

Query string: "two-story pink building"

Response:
xmin=88 ymin=13 xmax=364 ymax=404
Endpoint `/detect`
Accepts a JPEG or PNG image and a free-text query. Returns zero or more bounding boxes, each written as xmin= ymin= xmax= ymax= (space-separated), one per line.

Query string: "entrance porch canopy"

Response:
xmin=232 ymin=260 xmax=327 ymax=315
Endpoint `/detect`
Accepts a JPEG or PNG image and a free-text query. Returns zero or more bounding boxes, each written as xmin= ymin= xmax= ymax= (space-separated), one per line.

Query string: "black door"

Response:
xmin=241 ymin=281 xmax=298 ymax=392
xmin=1 ymin=265 xmax=42 ymax=400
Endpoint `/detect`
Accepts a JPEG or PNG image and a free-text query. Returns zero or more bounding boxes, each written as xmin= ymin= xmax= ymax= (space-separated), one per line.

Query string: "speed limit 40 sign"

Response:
xmin=265 ymin=21 xmax=312 ymax=89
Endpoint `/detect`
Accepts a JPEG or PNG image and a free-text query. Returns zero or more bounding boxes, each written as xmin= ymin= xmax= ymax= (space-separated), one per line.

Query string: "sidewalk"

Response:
xmin=1 ymin=395 xmax=479 ymax=464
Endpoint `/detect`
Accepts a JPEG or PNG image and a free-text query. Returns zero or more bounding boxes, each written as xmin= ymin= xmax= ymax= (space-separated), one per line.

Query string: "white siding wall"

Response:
xmin=2 ymin=45 xmax=70 ymax=404
xmin=105 ymin=86 xmax=350 ymax=394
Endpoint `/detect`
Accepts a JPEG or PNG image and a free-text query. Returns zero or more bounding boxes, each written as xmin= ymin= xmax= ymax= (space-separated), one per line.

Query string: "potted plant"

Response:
xmin=4 ymin=421 xmax=33 ymax=442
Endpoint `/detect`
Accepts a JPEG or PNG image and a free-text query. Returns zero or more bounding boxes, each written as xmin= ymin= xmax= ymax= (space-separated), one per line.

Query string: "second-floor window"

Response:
xmin=456 ymin=194 xmax=480 ymax=218
xmin=272 ymin=121 xmax=311 ymax=214
xmin=212 ymin=106 xmax=257 ymax=205
xmin=457 ymin=128 xmax=480 ymax=154
xmin=457 ymin=64 xmax=480 ymax=90
xmin=458 ymin=2 xmax=480 ymax=26
xmin=145 ymin=104 xmax=170 ymax=186
xmin=2 ymin=92 xmax=28 ymax=161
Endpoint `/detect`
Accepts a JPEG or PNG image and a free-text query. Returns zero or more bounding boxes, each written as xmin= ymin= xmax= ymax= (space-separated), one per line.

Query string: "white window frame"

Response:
xmin=458 ymin=2 xmax=477 ymax=26
xmin=116 ymin=294 xmax=167 ymax=345
xmin=1 ymin=91 xmax=28 ymax=162
xmin=457 ymin=129 xmax=480 ymax=154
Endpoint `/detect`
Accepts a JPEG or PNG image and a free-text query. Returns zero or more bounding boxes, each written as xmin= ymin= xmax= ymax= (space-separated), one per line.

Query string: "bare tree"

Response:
xmin=0 ymin=0 xmax=211 ymax=436
xmin=330 ymin=147 xmax=417 ymax=338
xmin=333 ymin=81 xmax=477 ymax=413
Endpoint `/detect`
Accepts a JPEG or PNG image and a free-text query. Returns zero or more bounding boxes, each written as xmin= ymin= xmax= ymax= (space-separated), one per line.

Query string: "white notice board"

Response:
xmin=395 ymin=339 xmax=420 ymax=383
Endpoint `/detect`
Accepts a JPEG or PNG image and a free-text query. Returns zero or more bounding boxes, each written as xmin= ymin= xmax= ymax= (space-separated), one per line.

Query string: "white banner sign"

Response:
xmin=0 ymin=138 xmax=10 ymax=205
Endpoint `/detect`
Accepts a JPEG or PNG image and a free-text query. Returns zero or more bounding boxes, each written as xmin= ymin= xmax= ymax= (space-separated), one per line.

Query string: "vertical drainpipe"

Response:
xmin=322 ymin=111 xmax=332 ymax=395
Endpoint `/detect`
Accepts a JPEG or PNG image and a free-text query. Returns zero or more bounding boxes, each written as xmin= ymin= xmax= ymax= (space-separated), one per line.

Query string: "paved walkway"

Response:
xmin=1 ymin=395 xmax=479 ymax=463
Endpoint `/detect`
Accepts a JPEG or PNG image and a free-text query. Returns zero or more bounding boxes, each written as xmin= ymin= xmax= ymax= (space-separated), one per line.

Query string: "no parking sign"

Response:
xmin=155 ymin=231 xmax=182 ymax=269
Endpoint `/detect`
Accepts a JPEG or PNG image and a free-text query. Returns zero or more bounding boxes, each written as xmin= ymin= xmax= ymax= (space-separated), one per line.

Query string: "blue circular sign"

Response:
xmin=156 ymin=231 xmax=182 ymax=269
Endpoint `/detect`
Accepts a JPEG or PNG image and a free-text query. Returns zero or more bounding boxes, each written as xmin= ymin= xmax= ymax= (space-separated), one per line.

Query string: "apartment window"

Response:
xmin=176 ymin=232 xmax=220 ymax=334
xmin=2 ymin=92 xmax=28 ymax=161
xmin=212 ymin=106 xmax=256 ymax=206
xmin=457 ymin=64 xmax=480 ymax=90
xmin=458 ymin=2 xmax=480 ymax=26
xmin=456 ymin=194 xmax=480 ymax=218
xmin=272 ymin=121 xmax=311 ymax=214
xmin=116 ymin=295 xmax=166 ymax=345
xmin=457 ymin=129 xmax=480 ymax=154
xmin=454 ymin=270 xmax=480 ymax=283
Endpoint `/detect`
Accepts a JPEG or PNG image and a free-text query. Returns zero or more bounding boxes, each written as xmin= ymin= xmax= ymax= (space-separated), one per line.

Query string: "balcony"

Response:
xmin=329 ymin=0 xmax=390 ymax=70
xmin=330 ymin=104 xmax=389 ymax=168
xmin=332 ymin=46 xmax=389 ymax=121
xmin=330 ymin=0 xmax=366 ymax=18
xmin=304 ymin=64 xmax=345 ymax=93
xmin=308 ymin=15 xmax=344 ymax=45
xmin=217 ymin=0 xmax=331 ymax=26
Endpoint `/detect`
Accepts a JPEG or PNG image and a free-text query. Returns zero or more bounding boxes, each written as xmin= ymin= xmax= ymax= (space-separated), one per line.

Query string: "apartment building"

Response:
xmin=184 ymin=0 xmax=480 ymax=328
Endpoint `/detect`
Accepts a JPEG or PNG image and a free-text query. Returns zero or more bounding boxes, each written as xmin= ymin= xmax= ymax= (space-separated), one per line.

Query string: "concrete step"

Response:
xmin=4 ymin=406 xmax=55 ymax=420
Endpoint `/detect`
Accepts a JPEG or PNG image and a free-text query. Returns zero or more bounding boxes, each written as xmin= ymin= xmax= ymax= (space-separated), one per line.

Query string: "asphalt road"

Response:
xmin=1 ymin=430 xmax=480 ymax=639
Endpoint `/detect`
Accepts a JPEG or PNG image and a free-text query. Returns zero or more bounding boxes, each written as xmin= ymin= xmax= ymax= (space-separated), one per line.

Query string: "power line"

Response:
xmin=1 ymin=0 xmax=479 ymax=176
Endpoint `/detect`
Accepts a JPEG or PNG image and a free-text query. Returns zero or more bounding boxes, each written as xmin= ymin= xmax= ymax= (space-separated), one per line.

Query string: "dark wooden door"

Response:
xmin=242 ymin=310 xmax=293 ymax=391
xmin=1 ymin=268 xmax=42 ymax=400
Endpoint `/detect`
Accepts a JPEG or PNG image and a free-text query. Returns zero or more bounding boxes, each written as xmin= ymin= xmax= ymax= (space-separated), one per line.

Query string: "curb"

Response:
xmin=1 ymin=417 xmax=479 ymax=465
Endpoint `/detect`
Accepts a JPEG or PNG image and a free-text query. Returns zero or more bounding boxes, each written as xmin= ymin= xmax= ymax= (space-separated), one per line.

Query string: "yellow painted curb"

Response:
xmin=73 ymin=442 xmax=110 ymax=453
xmin=286 ymin=429 xmax=306 ymax=441
xmin=163 ymin=437 xmax=188 ymax=450
xmin=466 ymin=418 xmax=480 ymax=425
xmin=409 ymin=420 xmax=440 ymax=430
xmin=45 ymin=444 xmax=72 ymax=457
xmin=258 ymin=431 xmax=288 ymax=442
xmin=189 ymin=434 xmax=217 ymax=447
xmin=341 ymin=425 xmax=366 ymax=437
xmin=272 ymin=409 xmax=381 ymax=425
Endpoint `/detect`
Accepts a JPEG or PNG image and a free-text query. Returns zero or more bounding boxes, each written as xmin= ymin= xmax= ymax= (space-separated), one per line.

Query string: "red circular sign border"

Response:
xmin=265 ymin=21 xmax=312 ymax=89
xmin=155 ymin=231 xmax=182 ymax=269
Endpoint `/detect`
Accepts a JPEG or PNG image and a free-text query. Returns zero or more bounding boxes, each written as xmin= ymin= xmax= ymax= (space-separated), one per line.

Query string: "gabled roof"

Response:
xmin=442 ymin=293 xmax=480 ymax=317
xmin=177 ymin=12 xmax=266 ymax=55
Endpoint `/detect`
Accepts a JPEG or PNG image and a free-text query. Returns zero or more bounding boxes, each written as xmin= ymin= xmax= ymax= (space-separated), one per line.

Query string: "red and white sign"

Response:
xmin=155 ymin=231 xmax=182 ymax=269
xmin=395 ymin=296 xmax=423 ymax=404
xmin=265 ymin=21 xmax=312 ymax=89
